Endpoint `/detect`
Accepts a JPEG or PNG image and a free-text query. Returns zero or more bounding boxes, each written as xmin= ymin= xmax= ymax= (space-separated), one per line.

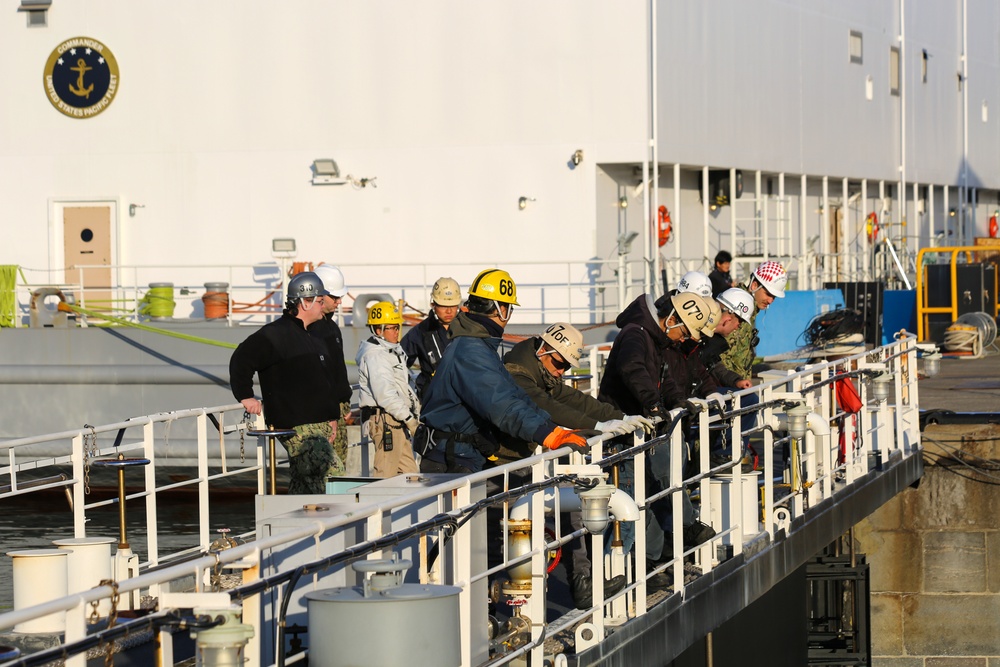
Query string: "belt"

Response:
xmin=360 ymin=406 xmax=385 ymax=422
xmin=429 ymin=429 xmax=480 ymax=445
xmin=427 ymin=428 xmax=499 ymax=460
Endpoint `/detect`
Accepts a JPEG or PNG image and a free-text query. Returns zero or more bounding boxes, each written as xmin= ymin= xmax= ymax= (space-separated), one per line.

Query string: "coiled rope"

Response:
xmin=138 ymin=284 xmax=176 ymax=319
xmin=943 ymin=312 xmax=998 ymax=357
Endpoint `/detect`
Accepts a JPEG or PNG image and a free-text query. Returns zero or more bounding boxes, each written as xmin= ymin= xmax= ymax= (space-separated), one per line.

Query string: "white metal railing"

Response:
xmin=0 ymin=403 xmax=263 ymax=567
xmin=10 ymin=258 xmax=654 ymax=329
xmin=0 ymin=337 xmax=921 ymax=667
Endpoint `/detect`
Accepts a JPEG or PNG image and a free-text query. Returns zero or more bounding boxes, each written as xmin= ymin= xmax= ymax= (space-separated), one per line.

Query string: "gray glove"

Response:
xmin=404 ymin=416 xmax=420 ymax=434
xmin=624 ymin=414 xmax=656 ymax=434
xmin=594 ymin=419 xmax=630 ymax=435
xmin=705 ymin=392 xmax=728 ymax=410
xmin=683 ymin=399 xmax=705 ymax=414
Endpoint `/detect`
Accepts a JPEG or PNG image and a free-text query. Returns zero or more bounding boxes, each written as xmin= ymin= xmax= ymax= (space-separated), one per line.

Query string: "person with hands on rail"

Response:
xmin=417 ymin=268 xmax=596 ymax=474
xmin=718 ymin=260 xmax=787 ymax=383
xmin=503 ymin=321 xmax=653 ymax=607
xmin=229 ymin=271 xmax=343 ymax=494
xmin=598 ymin=291 xmax=718 ymax=572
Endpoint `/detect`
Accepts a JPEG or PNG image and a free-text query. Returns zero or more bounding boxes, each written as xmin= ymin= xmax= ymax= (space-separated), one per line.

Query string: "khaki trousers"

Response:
xmin=366 ymin=413 xmax=418 ymax=478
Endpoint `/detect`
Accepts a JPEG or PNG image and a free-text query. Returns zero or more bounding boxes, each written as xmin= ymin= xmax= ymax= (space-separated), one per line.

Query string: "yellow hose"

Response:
xmin=57 ymin=301 xmax=358 ymax=365
xmin=60 ymin=301 xmax=237 ymax=349
xmin=0 ymin=265 xmax=23 ymax=328
xmin=138 ymin=284 xmax=177 ymax=318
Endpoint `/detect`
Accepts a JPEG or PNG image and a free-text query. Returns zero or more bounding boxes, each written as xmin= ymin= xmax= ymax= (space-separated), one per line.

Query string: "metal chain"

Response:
xmin=163 ymin=419 xmax=172 ymax=451
xmin=83 ymin=425 xmax=97 ymax=495
xmin=88 ymin=597 xmax=101 ymax=625
xmin=98 ymin=578 xmax=120 ymax=667
xmin=210 ymin=552 xmax=224 ymax=592
xmin=240 ymin=411 xmax=254 ymax=463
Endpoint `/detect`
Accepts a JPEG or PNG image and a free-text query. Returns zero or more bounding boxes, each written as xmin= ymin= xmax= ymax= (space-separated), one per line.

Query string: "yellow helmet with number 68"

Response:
xmin=468 ymin=268 xmax=519 ymax=306
xmin=366 ymin=301 xmax=404 ymax=326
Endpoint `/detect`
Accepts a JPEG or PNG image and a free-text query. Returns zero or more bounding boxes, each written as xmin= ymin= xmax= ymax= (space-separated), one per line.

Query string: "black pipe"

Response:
xmin=1 ymin=611 xmax=222 ymax=667
xmin=920 ymin=409 xmax=1000 ymax=430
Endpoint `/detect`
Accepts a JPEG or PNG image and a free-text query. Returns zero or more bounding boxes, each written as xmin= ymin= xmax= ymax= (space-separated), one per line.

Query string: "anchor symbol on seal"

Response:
xmin=68 ymin=58 xmax=94 ymax=99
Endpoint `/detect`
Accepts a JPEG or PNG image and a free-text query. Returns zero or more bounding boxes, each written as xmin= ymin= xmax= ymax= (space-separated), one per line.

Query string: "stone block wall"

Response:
xmin=855 ymin=424 xmax=1000 ymax=666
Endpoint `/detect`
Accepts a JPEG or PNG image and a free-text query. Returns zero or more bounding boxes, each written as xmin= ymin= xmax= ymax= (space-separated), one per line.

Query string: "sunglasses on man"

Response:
xmin=539 ymin=349 xmax=572 ymax=371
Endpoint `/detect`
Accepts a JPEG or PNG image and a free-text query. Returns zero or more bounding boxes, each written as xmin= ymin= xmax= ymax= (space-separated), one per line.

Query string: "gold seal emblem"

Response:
xmin=43 ymin=37 xmax=119 ymax=119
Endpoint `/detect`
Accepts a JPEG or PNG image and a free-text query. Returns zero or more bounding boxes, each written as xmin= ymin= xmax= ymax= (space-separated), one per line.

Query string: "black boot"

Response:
xmin=570 ymin=572 xmax=627 ymax=610
xmin=682 ymin=521 xmax=716 ymax=548
xmin=645 ymin=560 xmax=672 ymax=591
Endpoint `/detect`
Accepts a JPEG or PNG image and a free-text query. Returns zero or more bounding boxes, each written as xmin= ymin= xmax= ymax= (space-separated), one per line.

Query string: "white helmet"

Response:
xmin=700 ymin=298 xmax=722 ymax=338
xmin=670 ymin=293 xmax=711 ymax=341
xmin=430 ymin=277 xmax=462 ymax=306
xmin=751 ymin=261 xmax=787 ymax=298
xmin=717 ymin=288 xmax=754 ymax=324
xmin=676 ymin=271 xmax=713 ymax=299
xmin=314 ymin=264 xmax=347 ymax=298
xmin=540 ymin=322 xmax=585 ymax=368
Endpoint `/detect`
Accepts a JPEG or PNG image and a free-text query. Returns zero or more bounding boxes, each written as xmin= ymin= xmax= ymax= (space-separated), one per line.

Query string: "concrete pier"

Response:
xmin=857 ymin=353 xmax=1000 ymax=665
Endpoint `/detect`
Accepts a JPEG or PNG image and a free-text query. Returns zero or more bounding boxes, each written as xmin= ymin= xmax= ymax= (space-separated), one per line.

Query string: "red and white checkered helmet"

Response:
xmin=751 ymin=261 xmax=787 ymax=298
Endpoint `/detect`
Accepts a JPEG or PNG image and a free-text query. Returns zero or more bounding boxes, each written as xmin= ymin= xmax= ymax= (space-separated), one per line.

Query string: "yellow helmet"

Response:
xmin=366 ymin=301 xmax=403 ymax=327
xmin=468 ymin=268 xmax=519 ymax=306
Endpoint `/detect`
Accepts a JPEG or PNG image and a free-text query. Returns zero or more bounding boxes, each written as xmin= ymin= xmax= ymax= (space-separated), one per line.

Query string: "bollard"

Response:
xmin=7 ymin=549 xmax=69 ymax=633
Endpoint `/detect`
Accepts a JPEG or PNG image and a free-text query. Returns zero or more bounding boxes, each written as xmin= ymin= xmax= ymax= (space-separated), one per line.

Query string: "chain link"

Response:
xmin=210 ymin=552 xmax=224 ymax=592
xmin=97 ymin=578 xmax=120 ymax=667
xmin=88 ymin=597 xmax=101 ymax=625
xmin=240 ymin=411 xmax=254 ymax=463
xmin=83 ymin=425 xmax=97 ymax=495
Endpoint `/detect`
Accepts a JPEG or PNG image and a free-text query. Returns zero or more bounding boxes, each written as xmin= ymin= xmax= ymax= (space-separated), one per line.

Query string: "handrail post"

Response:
xmin=70 ymin=434 xmax=86 ymax=537
xmin=143 ymin=420 xmax=159 ymax=566
xmin=64 ymin=598 xmax=87 ymax=667
xmin=269 ymin=436 xmax=278 ymax=495
xmin=197 ymin=413 xmax=210 ymax=549
xmin=761 ymin=384 xmax=775 ymax=538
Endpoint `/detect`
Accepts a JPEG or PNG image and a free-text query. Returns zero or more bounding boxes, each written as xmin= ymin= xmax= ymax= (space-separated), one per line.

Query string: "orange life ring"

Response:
xmin=289 ymin=261 xmax=315 ymax=277
xmin=865 ymin=212 xmax=879 ymax=243
xmin=657 ymin=205 xmax=672 ymax=247
xmin=990 ymin=215 xmax=998 ymax=238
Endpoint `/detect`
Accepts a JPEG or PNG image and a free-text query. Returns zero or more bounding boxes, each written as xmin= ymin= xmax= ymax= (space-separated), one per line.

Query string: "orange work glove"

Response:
xmin=542 ymin=427 xmax=601 ymax=454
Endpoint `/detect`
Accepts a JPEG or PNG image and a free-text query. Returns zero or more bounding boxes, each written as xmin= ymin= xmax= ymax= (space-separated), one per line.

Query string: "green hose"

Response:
xmin=0 ymin=265 xmax=26 ymax=328
xmin=62 ymin=299 xmax=358 ymax=366
xmin=65 ymin=302 xmax=238 ymax=349
xmin=138 ymin=283 xmax=177 ymax=318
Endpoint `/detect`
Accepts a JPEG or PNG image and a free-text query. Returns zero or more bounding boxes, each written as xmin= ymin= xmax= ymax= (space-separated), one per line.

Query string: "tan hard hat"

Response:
xmin=430 ymin=277 xmax=462 ymax=306
xmin=669 ymin=293 xmax=711 ymax=341
xmin=540 ymin=322 xmax=585 ymax=367
xmin=700 ymin=298 xmax=722 ymax=338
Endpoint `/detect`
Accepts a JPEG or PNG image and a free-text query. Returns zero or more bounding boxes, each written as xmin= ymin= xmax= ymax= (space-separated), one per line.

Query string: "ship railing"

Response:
xmin=10 ymin=257 xmax=654 ymax=328
xmin=0 ymin=338 xmax=919 ymax=666
xmin=0 ymin=403 xmax=263 ymax=566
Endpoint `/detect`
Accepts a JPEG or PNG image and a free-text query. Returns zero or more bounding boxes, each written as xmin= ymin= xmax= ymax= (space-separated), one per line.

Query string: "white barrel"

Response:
xmin=709 ymin=471 xmax=762 ymax=544
xmin=8 ymin=549 xmax=69 ymax=633
xmin=306 ymin=583 xmax=462 ymax=667
xmin=52 ymin=537 xmax=115 ymax=616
